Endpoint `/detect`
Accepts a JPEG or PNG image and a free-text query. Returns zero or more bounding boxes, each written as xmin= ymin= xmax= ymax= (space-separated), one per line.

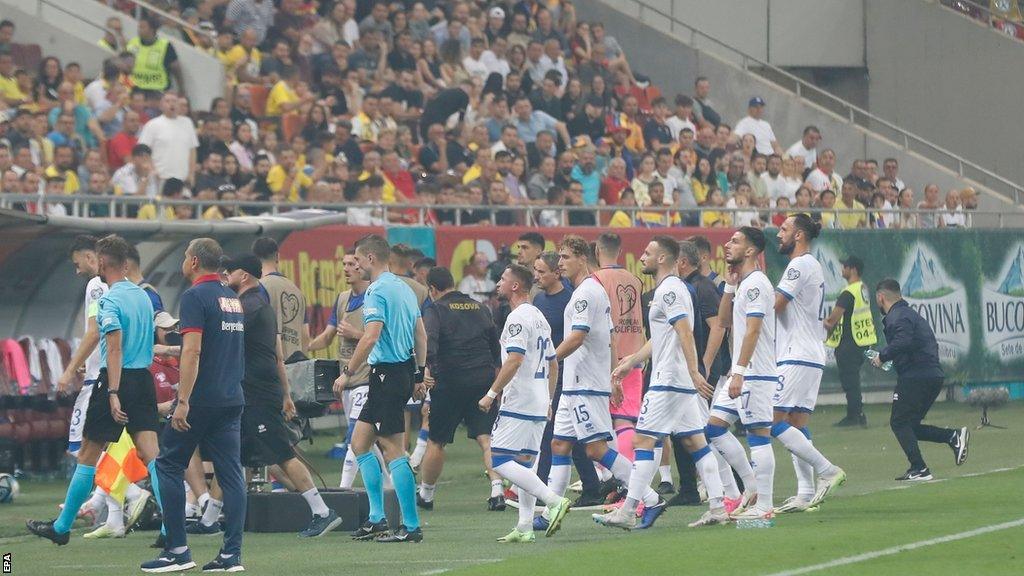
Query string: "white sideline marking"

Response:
xmin=762 ymin=518 xmax=1024 ymax=576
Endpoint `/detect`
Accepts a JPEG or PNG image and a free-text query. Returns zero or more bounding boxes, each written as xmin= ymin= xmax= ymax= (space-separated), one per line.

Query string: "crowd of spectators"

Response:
xmin=0 ymin=1 xmax=981 ymax=228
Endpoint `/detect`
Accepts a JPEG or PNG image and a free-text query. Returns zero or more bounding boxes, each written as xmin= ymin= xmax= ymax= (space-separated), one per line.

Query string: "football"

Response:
xmin=0 ymin=473 xmax=19 ymax=503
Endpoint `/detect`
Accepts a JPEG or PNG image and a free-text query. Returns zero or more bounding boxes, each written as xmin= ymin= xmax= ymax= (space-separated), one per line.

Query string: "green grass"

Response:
xmin=2 ymin=402 xmax=1023 ymax=576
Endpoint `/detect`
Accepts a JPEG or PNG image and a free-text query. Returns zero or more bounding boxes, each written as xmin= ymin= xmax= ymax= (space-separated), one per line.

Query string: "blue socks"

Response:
xmin=388 ymin=456 xmax=420 ymax=531
xmin=356 ymin=452 xmax=385 ymax=522
xmin=147 ymin=460 xmax=163 ymax=512
xmin=54 ymin=463 xmax=96 ymax=533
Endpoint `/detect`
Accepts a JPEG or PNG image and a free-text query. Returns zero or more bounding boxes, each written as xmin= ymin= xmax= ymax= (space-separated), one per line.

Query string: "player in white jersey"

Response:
xmin=479 ymin=264 xmax=572 ymax=542
xmin=544 ymin=236 xmax=658 ymax=516
xmin=706 ymin=227 xmax=778 ymax=520
xmin=772 ymin=214 xmax=846 ymax=512
xmin=53 ymin=237 xmax=113 ymax=527
xmin=594 ymin=237 xmax=728 ymax=530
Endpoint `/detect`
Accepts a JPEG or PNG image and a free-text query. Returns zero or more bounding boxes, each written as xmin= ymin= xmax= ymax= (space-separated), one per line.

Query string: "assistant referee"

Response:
xmin=333 ymin=234 xmax=427 ymax=543
xmin=28 ymin=235 xmax=161 ymax=547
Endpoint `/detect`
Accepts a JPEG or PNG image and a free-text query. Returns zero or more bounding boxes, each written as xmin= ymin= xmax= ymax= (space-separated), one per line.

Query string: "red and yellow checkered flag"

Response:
xmin=94 ymin=429 xmax=149 ymax=503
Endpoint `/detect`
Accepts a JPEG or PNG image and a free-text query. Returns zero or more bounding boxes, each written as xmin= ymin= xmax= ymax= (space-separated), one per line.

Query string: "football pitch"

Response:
xmin=2 ymin=402 xmax=1022 ymax=576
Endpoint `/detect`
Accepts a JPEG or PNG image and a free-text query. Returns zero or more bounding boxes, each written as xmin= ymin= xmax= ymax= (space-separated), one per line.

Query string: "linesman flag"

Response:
xmin=94 ymin=429 xmax=149 ymax=503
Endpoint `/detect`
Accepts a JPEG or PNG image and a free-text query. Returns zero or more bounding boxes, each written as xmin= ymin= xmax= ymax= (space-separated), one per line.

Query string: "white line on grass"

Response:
xmin=762 ymin=517 xmax=1024 ymax=576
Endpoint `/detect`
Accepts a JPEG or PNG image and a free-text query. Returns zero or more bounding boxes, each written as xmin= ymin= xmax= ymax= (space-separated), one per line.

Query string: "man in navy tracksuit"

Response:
xmin=143 ymin=238 xmax=247 ymax=573
xmin=873 ymin=278 xmax=969 ymax=482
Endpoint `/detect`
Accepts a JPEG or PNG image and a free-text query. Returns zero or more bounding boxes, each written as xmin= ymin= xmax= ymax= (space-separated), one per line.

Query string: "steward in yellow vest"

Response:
xmin=823 ymin=255 xmax=878 ymax=426
xmin=126 ymin=15 xmax=183 ymax=93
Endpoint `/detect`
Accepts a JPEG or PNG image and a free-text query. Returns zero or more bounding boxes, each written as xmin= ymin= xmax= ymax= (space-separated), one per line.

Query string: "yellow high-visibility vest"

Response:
xmin=127 ymin=37 xmax=170 ymax=91
xmin=826 ymin=280 xmax=878 ymax=348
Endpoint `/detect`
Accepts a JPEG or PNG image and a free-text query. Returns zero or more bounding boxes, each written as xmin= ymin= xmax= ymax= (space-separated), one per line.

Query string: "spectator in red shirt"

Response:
xmin=106 ymin=109 xmax=141 ymax=171
xmin=600 ymin=157 xmax=629 ymax=206
xmin=382 ymin=150 xmax=417 ymax=222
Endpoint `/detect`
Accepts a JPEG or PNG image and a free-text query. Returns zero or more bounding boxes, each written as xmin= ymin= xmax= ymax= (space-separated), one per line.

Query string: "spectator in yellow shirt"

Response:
xmin=635 ymin=181 xmax=681 ymax=228
xmin=700 ymin=187 xmax=732 ymax=228
xmin=608 ymin=188 xmax=637 ymax=228
xmin=0 ymin=53 xmax=30 ymax=107
xmin=266 ymin=149 xmax=312 ymax=201
xmin=835 ymin=179 xmax=867 ymax=229
xmin=265 ymin=66 xmax=312 ymax=117
xmin=137 ymin=177 xmax=191 ymax=220
xmin=44 ymin=146 xmax=80 ymax=194
xmin=817 ymin=189 xmax=838 ymax=230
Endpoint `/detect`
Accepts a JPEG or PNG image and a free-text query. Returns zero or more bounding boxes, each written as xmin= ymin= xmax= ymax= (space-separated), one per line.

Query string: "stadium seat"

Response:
xmin=246 ymin=84 xmax=269 ymax=118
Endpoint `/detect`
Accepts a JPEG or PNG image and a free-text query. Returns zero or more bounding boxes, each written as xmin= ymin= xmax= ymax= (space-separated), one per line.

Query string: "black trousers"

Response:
xmin=890 ymin=378 xmax=954 ymax=470
xmin=836 ymin=344 xmax=866 ymax=418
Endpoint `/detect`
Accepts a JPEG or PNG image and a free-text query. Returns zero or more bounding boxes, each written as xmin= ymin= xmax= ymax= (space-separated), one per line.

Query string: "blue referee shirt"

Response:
xmin=98 ymin=280 xmax=155 ymax=369
xmin=179 ymin=274 xmax=246 ymax=407
xmin=364 ymin=271 xmax=419 ymax=365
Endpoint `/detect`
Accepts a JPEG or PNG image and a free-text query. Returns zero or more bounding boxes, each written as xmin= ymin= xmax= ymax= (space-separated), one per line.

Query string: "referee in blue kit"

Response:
xmin=334 ymin=234 xmax=428 ymax=543
xmin=143 ymin=238 xmax=247 ymax=573
xmin=28 ymin=235 xmax=162 ymax=546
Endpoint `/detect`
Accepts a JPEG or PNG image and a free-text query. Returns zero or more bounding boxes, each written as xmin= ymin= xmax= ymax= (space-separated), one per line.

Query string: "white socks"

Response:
xmin=104 ymin=495 xmax=124 ymax=530
xmin=301 ymin=488 xmax=330 ymax=518
xmin=516 ymin=487 xmax=536 ymax=532
xmin=793 ymin=453 xmax=816 ymax=499
xmin=409 ymin=435 xmax=428 ymax=468
xmin=490 ymin=479 xmax=503 ymax=498
xmin=594 ymin=463 xmax=613 ymax=482
xmin=547 ymin=460 xmax=572 ymax=497
xmin=200 ymin=497 xmax=223 ymax=527
xmin=125 ymin=483 xmax=145 ymax=502
xmin=693 ymin=448 xmax=725 ymax=509
xmin=709 ymin=430 xmax=756 ymax=490
xmin=749 ymin=443 xmax=775 ymax=511
xmin=493 ymin=461 xmax=559 ymax=506
xmin=419 ymin=482 xmax=436 ymax=502
xmin=341 ymin=447 xmax=358 ymax=488
xmin=775 ymin=426 xmax=835 ymax=477
xmin=715 ymin=450 xmax=741 ymax=499
xmin=625 ymin=451 xmax=658 ymax=514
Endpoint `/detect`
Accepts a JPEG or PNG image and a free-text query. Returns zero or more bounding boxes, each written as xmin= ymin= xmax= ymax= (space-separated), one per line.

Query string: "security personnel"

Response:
xmin=146 ymin=238 xmax=246 ymax=572
xmin=824 ymin=255 xmax=877 ymax=427
xmin=417 ymin=267 xmax=502 ymax=511
xmin=126 ymin=15 xmax=184 ymax=94
xmin=873 ymin=279 xmax=968 ymax=481
xmin=252 ymin=237 xmax=309 ymax=362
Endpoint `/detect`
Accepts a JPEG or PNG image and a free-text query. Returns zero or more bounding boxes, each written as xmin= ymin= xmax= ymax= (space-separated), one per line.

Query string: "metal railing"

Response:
xmin=2 ymin=193 xmax=1020 ymax=229
xmin=101 ymin=0 xmax=217 ymax=41
xmin=611 ymin=0 xmax=1024 ymax=205
xmin=937 ymin=0 xmax=1024 ymax=43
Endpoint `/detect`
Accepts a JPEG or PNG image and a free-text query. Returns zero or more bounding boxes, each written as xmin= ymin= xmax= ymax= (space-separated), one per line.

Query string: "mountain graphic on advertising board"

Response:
xmin=813 ymin=246 xmax=844 ymax=299
xmin=903 ymin=248 xmax=954 ymax=299
xmin=998 ymin=246 xmax=1024 ymax=297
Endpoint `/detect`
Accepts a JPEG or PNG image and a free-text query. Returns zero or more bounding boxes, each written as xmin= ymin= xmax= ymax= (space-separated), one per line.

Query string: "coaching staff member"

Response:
xmin=417 ymin=266 xmax=502 ymax=511
xmin=334 ymin=234 xmax=427 ymax=543
xmin=146 ymin=238 xmax=247 ymax=573
xmin=29 ymin=235 xmax=161 ymax=546
xmin=873 ymin=279 xmax=969 ymax=482
xmin=223 ymin=254 xmax=341 ymax=538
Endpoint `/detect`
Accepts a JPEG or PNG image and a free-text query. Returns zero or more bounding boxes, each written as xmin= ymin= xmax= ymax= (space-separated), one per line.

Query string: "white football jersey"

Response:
xmin=84 ymin=276 xmax=109 ymax=381
xmin=499 ymin=303 xmax=555 ymax=418
xmin=649 ymin=275 xmax=696 ymax=389
xmin=775 ymin=253 xmax=827 ymax=366
xmin=732 ymin=270 xmax=777 ymax=380
xmin=563 ymin=277 xmax=613 ymax=393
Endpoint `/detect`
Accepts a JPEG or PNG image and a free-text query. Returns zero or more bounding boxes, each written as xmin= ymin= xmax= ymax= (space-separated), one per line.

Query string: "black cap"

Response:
xmin=840 ymin=255 xmax=864 ymax=274
xmin=585 ymin=95 xmax=604 ymax=108
xmin=221 ymin=253 xmax=262 ymax=279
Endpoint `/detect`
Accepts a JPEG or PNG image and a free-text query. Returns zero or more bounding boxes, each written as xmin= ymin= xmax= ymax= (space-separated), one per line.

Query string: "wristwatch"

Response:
xmin=342 ymin=365 xmax=353 ymax=377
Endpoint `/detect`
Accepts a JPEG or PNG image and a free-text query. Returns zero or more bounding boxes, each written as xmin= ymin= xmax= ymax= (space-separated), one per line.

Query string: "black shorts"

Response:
xmin=83 ymin=368 xmax=160 ymax=443
xmin=358 ymin=360 xmax=415 ymax=436
xmin=240 ymin=404 xmax=295 ymax=467
xmin=428 ymin=380 xmax=497 ymax=445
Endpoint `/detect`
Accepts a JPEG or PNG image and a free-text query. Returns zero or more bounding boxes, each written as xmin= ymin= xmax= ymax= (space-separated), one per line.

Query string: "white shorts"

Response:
xmin=553 ymin=391 xmax=614 ymax=444
xmin=709 ymin=375 xmax=774 ymax=430
xmin=773 ymin=362 xmax=823 ymax=413
xmin=68 ymin=379 xmax=95 ymax=455
xmin=344 ymin=385 xmax=370 ymax=421
xmin=491 ymin=411 xmax=547 ymax=457
xmin=635 ymin=387 xmax=706 ymax=438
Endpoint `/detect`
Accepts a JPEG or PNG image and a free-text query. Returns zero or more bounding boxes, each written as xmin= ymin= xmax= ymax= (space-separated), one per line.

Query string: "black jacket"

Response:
xmin=424 ymin=291 xmax=500 ymax=384
xmin=879 ymin=300 xmax=944 ymax=382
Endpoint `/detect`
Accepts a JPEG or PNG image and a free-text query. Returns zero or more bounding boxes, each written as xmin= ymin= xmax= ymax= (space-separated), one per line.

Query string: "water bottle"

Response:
xmin=864 ymin=349 xmax=893 ymax=371
xmin=736 ymin=518 xmax=775 ymax=529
